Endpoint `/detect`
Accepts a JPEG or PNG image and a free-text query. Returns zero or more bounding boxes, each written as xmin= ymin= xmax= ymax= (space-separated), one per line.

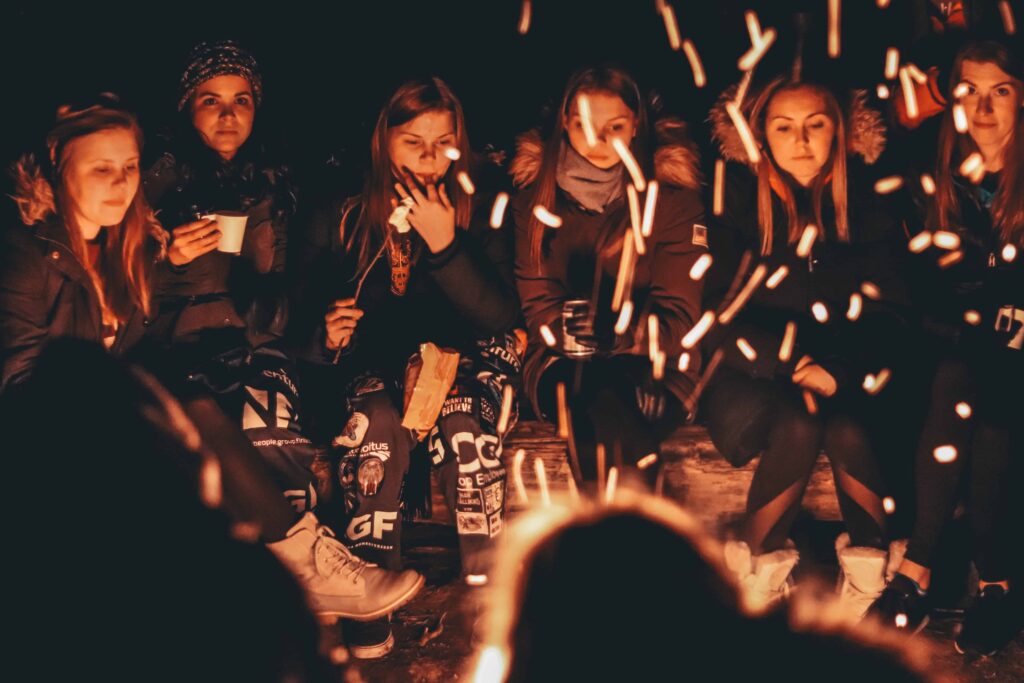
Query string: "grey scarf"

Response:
xmin=556 ymin=143 xmax=623 ymax=213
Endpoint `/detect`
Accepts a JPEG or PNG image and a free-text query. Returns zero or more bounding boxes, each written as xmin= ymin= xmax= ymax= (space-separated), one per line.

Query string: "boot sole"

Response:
xmin=315 ymin=574 xmax=426 ymax=624
xmin=348 ymin=630 xmax=396 ymax=659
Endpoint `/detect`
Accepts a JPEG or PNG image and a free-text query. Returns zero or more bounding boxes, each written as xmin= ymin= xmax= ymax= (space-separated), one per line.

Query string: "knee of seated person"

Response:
xmin=773 ymin=402 xmax=822 ymax=445
xmin=823 ymin=415 xmax=870 ymax=462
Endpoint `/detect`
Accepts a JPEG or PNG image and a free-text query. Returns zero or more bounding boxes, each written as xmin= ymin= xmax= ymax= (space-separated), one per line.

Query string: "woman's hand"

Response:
xmin=324 ymin=298 xmax=363 ymax=351
xmin=167 ymin=218 xmax=221 ymax=266
xmin=394 ymin=172 xmax=455 ymax=254
xmin=791 ymin=354 xmax=838 ymax=397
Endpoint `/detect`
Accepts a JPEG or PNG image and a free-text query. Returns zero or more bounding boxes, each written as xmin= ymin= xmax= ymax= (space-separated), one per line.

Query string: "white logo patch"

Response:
xmin=692 ymin=224 xmax=709 ymax=248
xmin=333 ymin=412 xmax=369 ymax=448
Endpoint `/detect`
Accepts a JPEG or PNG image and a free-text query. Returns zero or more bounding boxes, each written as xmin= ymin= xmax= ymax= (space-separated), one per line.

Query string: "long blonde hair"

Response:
xmin=748 ymin=77 xmax=849 ymax=255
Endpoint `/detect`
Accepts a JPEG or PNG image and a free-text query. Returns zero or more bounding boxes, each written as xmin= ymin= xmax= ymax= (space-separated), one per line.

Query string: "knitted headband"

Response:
xmin=178 ymin=40 xmax=263 ymax=111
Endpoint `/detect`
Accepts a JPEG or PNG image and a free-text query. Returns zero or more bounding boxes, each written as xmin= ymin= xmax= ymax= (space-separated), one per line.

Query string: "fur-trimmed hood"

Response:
xmin=510 ymin=117 xmax=702 ymax=190
xmin=709 ymin=86 xmax=886 ymax=166
xmin=8 ymin=153 xmax=168 ymax=257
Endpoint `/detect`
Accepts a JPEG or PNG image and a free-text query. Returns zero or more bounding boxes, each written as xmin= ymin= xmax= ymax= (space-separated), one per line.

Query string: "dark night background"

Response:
xmin=0 ymin=0 xmax=949 ymax=201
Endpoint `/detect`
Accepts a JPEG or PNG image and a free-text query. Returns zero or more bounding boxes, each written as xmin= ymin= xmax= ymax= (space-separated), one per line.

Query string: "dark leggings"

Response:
xmin=538 ymin=356 xmax=687 ymax=482
xmin=705 ymin=367 xmax=887 ymax=554
xmin=905 ymin=356 xmax=1019 ymax=581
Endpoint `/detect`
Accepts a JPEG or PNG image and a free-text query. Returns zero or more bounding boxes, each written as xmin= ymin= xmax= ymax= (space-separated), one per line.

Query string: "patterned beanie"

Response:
xmin=178 ymin=40 xmax=263 ymax=111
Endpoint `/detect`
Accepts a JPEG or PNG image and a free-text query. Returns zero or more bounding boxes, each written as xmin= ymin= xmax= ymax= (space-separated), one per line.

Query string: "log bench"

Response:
xmin=430 ymin=420 xmax=840 ymax=532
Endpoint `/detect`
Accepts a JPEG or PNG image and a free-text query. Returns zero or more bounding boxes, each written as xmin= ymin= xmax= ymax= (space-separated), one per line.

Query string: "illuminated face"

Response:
xmin=189 ymin=74 xmax=255 ymax=161
xmin=63 ymin=128 xmax=140 ymax=232
xmin=764 ymin=86 xmax=836 ymax=187
xmin=387 ymin=110 xmax=456 ymax=185
xmin=566 ymin=90 xmax=638 ymax=170
xmin=959 ymin=59 xmax=1022 ymax=154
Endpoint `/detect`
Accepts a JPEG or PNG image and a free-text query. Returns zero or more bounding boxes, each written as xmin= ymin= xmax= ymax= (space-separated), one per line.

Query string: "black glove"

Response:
xmin=634 ymin=369 xmax=667 ymax=422
xmin=562 ymin=300 xmax=615 ymax=353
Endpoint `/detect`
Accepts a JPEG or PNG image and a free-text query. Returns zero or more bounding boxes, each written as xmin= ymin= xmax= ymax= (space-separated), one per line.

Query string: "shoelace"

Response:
xmin=312 ymin=524 xmax=371 ymax=582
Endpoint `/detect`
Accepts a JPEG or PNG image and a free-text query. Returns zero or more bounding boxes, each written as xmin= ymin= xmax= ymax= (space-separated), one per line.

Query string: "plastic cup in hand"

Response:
xmin=562 ymin=299 xmax=596 ymax=359
xmin=204 ymin=211 xmax=248 ymax=254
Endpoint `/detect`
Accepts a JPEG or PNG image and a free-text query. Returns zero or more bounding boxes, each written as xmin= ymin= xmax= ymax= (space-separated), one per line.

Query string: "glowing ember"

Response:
xmin=725 ymin=101 xmax=761 ymax=165
xmin=883 ymin=497 xmax=896 ymax=514
xmin=861 ymin=282 xmax=882 ymax=300
xmin=718 ymin=263 xmax=767 ymax=324
xmin=648 ymin=314 xmax=661 ymax=361
xmin=612 ymin=228 xmax=636 ymax=311
xmin=803 ymin=390 xmax=819 ymax=415
xmin=766 ymin=265 xmax=789 ymax=289
xmin=517 ymin=0 xmax=531 ymax=35
xmin=444 ymin=147 xmax=461 ymax=161
xmin=637 ymin=453 xmax=659 ymax=470
xmin=736 ymin=337 xmax=758 ymax=361
xmin=812 ymin=301 xmax=829 ymax=323
xmin=920 ymin=173 xmax=937 ymax=195
xmin=682 ymin=40 xmax=707 ymax=88
xmin=641 ymin=181 xmax=659 ymax=237
xmin=678 ymin=352 xmax=691 ymax=372
xmin=796 ymin=224 xmax=819 ymax=258
xmin=627 ymin=184 xmax=646 ymax=255
xmin=200 ymin=457 xmax=223 ymax=508
xmin=884 ymin=48 xmax=900 ymax=80
xmin=496 ymin=383 xmax=514 ymax=435
xmin=690 ymin=253 xmax=713 ymax=280
xmin=512 ymin=448 xmax=528 ymax=504
xmin=877 ymin=84 xmax=891 ymax=99
xmin=933 ymin=445 xmax=958 ymax=463
xmin=900 ymin=67 xmax=919 ymax=119
xmin=779 ymin=321 xmax=797 ymax=362
xmin=955 ymin=402 xmax=973 ymax=419
xmin=828 ymin=0 xmax=841 ymax=58
xmin=457 ymin=171 xmax=476 ymax=195
xmin=938 ymin=250 xmax=964 ymax=268
xmin=713 ymin=159 xmax=725 ymax=216
xmin=1000 ymin=0 xmax=1017 ymax=35
xmin=605 ymin=466 xmax=619 ymax=502
xmin=745 ymin=11 xmax=763 ymax=43
xmin=614 ymin=300 xmax=634 ymax=335
xmin=613 ymin=137 xmax=647 ymax=191
xmin=964 ymin=310 xmax=982 ymax=325
xmin=533 ymin=205 xmax=562 ymax=228
xmin=652 ymin=350 xmax=666 ymax=381
xmin=738 ymin=28 xmax=777 ymax=71
xmin=578 ymin=93 xmax=598 ymax=148
xmin=682 ymin=311 xmax=715 ymax=349
xmin=906 ymin=63 xmax=928 ymax=84
xmin=465 ymin=574 xmax=488 ymax=587
xmin=953 ymin=82 xmax=970 ymax=99
xmin=953 ymin=103 xmax=969 ymax=133
xmin=874 ymin=176 xmax=904 ymax=194
xmin=490 ymin=192 xmax=510 ymax=228
xmin=661 ymin=4 xmax=682 ymax=50
xmin=863 ymin=368 xmax=892 ymax=394
xmin=539 ymin=324 xmax=557 ymax=347
xmin=473 ymin=646 xmax=508 ymax=683
xmin=556 ymin=382 xmax=569 ymax=439
xmin=1002 ymin=243 xmax=1018 ymax=262
xmin=895 ymin=613 xmax=909 ymax=629
xmin=877 ymin=0 xmax=890 ymax=6
xmin=933 ymin=231 xmax=961 ymax=250
xmin=534 ymin=457 xmax=551 ymax=505
xmin=959 ymin=152 xmax=984 ymax=179
xmin=847 ymin=292 xmax=863 ymax=321
xmin=908 ymin=231 xmax=933 ymax=253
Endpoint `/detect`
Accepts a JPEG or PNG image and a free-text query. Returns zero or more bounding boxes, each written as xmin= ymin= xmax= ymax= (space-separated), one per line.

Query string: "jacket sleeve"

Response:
xmin=424 ymin=197 xmax=520 ymax=337
xmin=0 ymin=232 xmax=49 ymax=390
xmin=512 ymin=191 xmax=571 ymax=345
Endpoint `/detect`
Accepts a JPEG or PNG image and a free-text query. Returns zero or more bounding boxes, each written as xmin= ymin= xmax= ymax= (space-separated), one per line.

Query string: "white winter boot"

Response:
xmin=724 ymin=539 xmax=800 ymax=613
xmin=267 ymin=512 xmax=424 ymax=621
xmin=835 ymin=533 xmax=909 ymax=622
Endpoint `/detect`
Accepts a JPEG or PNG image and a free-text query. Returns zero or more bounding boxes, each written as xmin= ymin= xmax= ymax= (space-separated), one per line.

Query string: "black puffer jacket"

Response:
xmin=289 ymin=190 xmax=520 ymax=388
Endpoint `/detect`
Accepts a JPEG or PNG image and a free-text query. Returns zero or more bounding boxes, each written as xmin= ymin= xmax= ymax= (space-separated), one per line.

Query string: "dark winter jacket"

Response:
xmin=141 ymin=132 xmax=296 ymax=345
xmin=289 ymin=188 xmax=520 ymax=387
xmin=510 ymin=121 xmax=707 ymax=412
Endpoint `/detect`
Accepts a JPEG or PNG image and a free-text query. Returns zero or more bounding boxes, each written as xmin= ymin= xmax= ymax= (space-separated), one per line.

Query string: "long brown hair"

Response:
xmin=343 ymin=77 xmax=473 ymax=275
xmin=748 ymin=77 xmax=849 ymax=255
xmin=13 ymin=103 xmax=163 ymax=320
xmin=519 ymin=65 xmax=651 ymax=272
xmin=935 ymin=41 xmax=1024 ymax=246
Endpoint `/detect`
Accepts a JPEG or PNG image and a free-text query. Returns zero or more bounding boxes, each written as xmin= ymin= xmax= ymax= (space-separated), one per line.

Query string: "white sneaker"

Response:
xmin=724 ymin=539 xmax=799 ymax=612
xmin=267 ymin=512 xmax=424 ymax=621
xmin=835 ymin=533 xmax=888 ymax=622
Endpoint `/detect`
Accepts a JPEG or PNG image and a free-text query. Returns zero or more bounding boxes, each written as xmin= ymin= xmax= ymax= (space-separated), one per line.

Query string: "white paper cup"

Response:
xmin=205 ymin=212 xmax=248 ymax=254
